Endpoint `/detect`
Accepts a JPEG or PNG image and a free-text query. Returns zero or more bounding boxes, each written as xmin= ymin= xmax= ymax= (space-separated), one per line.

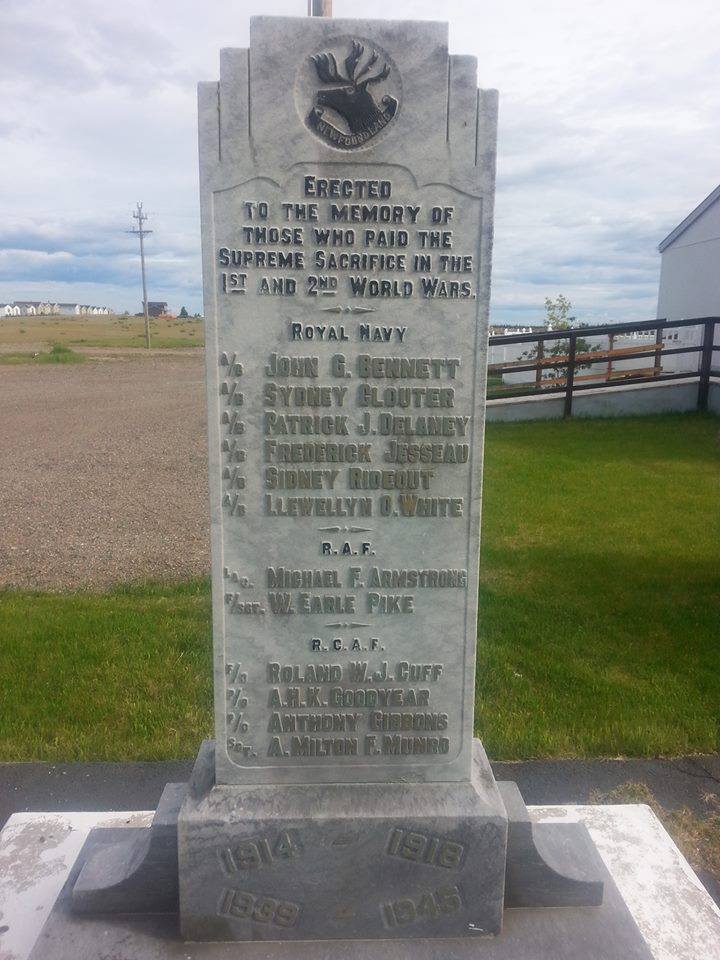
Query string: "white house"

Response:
xmin=0 ymin=301 xmax=112 ymax=317
xmin=72 ymin=304 xmax=111 ymax=315
xmin=658 ymin=183 xmax=720 ymax=321
xmin=657 ymin=184 xmax=720 ymax=372
xmin=14 ymin=301 xmax=38 ymax=315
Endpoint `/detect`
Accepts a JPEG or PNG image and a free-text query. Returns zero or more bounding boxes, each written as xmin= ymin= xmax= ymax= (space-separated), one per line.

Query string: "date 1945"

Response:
xmin=381 ymin=885 xmax=463 ymax=927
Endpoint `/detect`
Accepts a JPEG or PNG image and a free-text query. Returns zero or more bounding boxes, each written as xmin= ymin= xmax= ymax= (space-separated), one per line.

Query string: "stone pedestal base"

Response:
xmin=178 ymin=740 xmax=507 ymax=941
xmin=25 ymin=828 xmax=652 ymax=959
xmin=64 ymin=738 xmax=608 ymax=944
xmin=8 ymin=804 xmax=718 ymax=960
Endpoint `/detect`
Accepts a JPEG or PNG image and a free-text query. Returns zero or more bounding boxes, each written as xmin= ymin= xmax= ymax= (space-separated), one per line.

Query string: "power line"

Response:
xmin=126 ymin=202 xmax=153 ymax=349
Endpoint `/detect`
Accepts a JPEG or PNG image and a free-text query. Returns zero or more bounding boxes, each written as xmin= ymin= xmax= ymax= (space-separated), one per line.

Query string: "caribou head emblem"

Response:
xmin=306 ymin=39 xmax=398 ymax=149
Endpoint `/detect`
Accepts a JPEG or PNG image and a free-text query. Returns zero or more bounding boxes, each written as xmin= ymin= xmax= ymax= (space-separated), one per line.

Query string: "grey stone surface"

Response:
xmin=10 ymin=804 xmax=720 ymax=960
xmin=72 ymin=782 xmax=185 ymax=914
xmin=199 ymin=14 xmax=498 ymax=787
xmin=178 ymin=740 xmax=508 ymax=940
xmin=499 ymin=781 xmax=604 ymax=908
xmin=55 ymin=744 xmax=605 ymax=931
xmin=26 ymin=827 xmax=652 ymax=959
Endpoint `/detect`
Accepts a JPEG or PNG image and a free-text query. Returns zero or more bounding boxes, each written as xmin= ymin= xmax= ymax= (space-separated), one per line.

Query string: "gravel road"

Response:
xmin=0 ymin=352 xmax=211 ymax=590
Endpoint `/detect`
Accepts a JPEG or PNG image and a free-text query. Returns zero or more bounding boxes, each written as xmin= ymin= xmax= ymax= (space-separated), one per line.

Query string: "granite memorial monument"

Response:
xmin=25 ymin=14 xmax=654 ymax=958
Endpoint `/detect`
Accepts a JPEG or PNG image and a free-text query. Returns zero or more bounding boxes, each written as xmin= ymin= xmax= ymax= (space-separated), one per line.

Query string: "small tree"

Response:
xmin=179 ymin=306 xmax=189 ymax=318
xmin=521 ymin=295 xmax=599 ymax=384
xmin=544 ymin=294 xmax=572 ymax=330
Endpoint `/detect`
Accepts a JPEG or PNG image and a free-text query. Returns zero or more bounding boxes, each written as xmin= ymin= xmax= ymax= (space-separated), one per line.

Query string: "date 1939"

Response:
xmin=218 ymin=888 xmax=301 ymax=928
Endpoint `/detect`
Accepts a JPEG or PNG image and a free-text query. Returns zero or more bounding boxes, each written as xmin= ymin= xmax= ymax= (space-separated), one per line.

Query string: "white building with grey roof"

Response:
xmin=657 ymin=184 xmax=720 ymax=322
xmin=657 ymin=184 xmax=720 ymax=373
xmin=0 ymin=301 xmax=111 ymax=316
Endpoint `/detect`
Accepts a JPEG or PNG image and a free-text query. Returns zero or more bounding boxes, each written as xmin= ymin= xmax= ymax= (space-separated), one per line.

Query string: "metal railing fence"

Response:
xmin=487 ymin=316 xmax=720 ymax=417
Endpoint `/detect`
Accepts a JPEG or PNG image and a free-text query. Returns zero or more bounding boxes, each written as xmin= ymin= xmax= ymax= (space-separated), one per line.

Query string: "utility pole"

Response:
xmin=308 ymin=0 xmax=332 ymax=15
xmin=127 ymin=202 xmax=153 ymax=349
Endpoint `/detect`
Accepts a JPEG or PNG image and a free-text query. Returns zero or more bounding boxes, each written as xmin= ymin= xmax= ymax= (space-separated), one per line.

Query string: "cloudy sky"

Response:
xmin=1 ymin=0 xmax=718 ymax=323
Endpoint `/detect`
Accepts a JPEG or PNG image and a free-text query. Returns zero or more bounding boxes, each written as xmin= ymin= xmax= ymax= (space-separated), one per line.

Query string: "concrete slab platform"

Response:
xmin=1 ymin=805 xmax=718 ymax=960
xmin=26 ymin=856 xmax=651 ymax=959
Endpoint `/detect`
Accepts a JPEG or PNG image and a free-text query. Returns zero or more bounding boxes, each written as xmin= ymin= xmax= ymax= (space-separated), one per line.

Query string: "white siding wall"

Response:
xmin=658 ymin=196 xmax=720 ymax=366
xmin=658 ymin=198 xmax=720 ymax=320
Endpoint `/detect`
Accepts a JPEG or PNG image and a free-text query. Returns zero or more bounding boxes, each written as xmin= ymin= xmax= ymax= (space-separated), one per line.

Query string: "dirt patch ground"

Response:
xmin=0 ymin=352 xmax=210 ymax=590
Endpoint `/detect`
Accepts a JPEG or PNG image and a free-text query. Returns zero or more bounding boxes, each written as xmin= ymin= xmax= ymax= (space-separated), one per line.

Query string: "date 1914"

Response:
xmin=219 ymin=830 xmax=302 ymax=874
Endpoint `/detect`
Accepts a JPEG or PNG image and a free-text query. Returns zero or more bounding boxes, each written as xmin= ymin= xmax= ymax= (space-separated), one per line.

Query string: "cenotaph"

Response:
xmin=25 ymin=15 xmax=655 ymax=959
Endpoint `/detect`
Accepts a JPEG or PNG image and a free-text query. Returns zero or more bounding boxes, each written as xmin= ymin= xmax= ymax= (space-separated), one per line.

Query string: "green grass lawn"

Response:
xmin=0 ymin=413 xmax=718 ymax=762
xmin=0 ymin=582 xmax=212 ymax=761
xmin=0 ymin=343 xmax=85 ymax=365
xmin=476 ymin=412 xmax=720 ymax=758
xmin=0 ymin=313 xmax=204 ymax=352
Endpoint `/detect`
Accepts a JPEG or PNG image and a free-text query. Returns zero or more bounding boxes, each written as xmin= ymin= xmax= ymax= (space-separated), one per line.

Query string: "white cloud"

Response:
xmin=0 ymin=0 xmax=718 ymax=319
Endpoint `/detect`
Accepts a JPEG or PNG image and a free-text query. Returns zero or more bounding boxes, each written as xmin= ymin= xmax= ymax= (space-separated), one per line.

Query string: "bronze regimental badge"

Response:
xmin=306 ymin=39 xmax=399 ymax=150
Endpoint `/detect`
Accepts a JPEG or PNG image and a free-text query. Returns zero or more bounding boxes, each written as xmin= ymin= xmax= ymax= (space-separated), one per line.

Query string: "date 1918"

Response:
xmin=386 ymin=827 xmax=464 ymax=869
